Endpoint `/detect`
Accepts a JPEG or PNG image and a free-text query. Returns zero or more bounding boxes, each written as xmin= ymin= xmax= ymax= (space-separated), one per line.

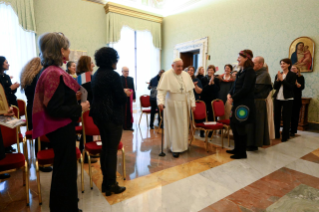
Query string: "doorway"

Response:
xmin=180 ymin=50 xmax=200 ymax=71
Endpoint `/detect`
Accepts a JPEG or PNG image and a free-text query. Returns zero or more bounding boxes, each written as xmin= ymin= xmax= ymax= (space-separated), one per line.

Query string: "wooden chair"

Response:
xmin=35 ymin=135 xmax=84 ymax=205
xmin=0 ymin=125 xmax=29 ymax=206
xmin=211 ymin=99 xmax=231 ymax=147
xmin=191 ymin=100 xmax=224 ymax=151
xmin=17 ymin=99 xmax=28 ymax=129
xmin=82 ymin=110 xmax=126 ymax=190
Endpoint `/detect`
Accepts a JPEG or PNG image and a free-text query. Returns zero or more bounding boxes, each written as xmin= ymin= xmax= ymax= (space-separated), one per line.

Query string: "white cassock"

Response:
xmin=157 ymin=69 xmax=195 ymax=153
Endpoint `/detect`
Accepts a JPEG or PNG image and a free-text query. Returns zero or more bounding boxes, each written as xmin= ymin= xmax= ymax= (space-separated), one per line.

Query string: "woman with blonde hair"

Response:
xmin=290 ymin=65 xmax=305 ymax=136
xmin=32 ymin=32 xmax=89 ymax=212
xmin=195 ymin=66 xmax=205 ymax=81
xmin=20 ymin=57 xmax=43 ymax=130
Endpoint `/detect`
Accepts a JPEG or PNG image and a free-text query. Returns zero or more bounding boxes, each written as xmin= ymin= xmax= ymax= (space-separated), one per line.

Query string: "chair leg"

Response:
xmin=221 ymin=129 xmax=224 ymax=148
xmin=122 ymin=148 xmax=126 ymax=180
xmin=227 ymin=127 xmax=230 ymax=147
xmin=87 ymin=152 xmax=93 ymax=190
xmin=146 ymin=113 xmax=149 ymax=127
xmin=205 ymin=131 xmax=209 ymax=152
xmin=36 ymin=161 xmax=42 ymax=205
xmin=81 ymin=154 xmax=84 ymax=193
xmin=25 ymin=161 xmax=30 ymax=206
xmin=138 ymin=112 xmax=143 ymax=125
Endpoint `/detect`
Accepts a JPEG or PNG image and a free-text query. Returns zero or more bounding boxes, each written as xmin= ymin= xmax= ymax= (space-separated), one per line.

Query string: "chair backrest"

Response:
xmin=212 ymin=99 xmax=225 ymax=120
xmin=17 ymin=99 xmax=26 ymax=117
xmin=0 ymin=125 xmax=19 ymax=149
xmin=140 ymin=95 xmax=151 ymax=108
xmin=82 ymin=110 xmax=100 ymax=136
xmin=193 ymin=101 xmax=207 ymax=121
xmin=12 ymin=105 xmax=19 ymax=119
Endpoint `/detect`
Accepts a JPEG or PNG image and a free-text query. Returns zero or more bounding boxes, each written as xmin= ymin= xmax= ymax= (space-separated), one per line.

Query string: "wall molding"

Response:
xmin=104 ymin=2 xmax=163 ymax=23
xmin=174 ymin=37 xmax=208 ymax=71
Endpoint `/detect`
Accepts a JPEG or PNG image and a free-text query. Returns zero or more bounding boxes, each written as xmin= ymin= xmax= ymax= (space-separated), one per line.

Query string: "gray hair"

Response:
xmin=38 ymin=32 xmax=70 ymax=67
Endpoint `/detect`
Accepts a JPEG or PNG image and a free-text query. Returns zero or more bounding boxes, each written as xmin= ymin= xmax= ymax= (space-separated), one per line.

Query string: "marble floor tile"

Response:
xmin=285 ymin=159 xmax=319 ymax=178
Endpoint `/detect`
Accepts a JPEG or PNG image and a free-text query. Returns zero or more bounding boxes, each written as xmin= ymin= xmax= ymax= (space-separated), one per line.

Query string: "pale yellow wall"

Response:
xmin=34 ymin=0 xmax=106 ymax=68
xmin=162 ymin=0 xmax=319 ymax=122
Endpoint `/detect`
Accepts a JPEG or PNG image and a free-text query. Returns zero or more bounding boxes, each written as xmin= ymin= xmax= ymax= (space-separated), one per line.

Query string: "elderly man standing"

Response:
xmin=121 ymin=67 xmax=136 ymax=131
xmin=246 ymin=57 xmax=273 ymax=151
xmin=157 ymin=58 xmax=196 ymax=158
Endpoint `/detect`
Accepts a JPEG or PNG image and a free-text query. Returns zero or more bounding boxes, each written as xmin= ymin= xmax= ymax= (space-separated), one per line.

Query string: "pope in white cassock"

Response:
xmin=157 ymin=58 xmax=196 ymax=158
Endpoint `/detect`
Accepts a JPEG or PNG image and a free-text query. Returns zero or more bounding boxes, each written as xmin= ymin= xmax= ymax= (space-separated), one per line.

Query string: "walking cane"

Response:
xmin=159 ymin=107 xmax=166 ymax=157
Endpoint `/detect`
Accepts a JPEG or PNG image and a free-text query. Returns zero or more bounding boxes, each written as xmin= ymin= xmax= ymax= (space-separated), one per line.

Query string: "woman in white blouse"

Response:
xmin=273 ymin=58 xmax=297 ymax=142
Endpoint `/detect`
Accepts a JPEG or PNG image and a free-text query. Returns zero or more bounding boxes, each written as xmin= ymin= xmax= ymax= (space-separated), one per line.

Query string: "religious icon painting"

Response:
xmin=289 ymin=37 xmax=315 ymax=73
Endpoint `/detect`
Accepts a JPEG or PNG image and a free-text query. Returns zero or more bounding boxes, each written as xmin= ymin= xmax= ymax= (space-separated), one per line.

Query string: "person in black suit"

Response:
xmin=121 ymin=67 xmax=136 ymax=131
xmin=148 ymin=69 xmax=164 ymax=129
xmin=273 ymin=58 xmax=296 ymax=142
xmin=76 ymin=56 xmax=96 ymax=163
xmin=90 ymin=47 xmax=131 ymax=196
xmin=290 ymin=65 xmax=305 ymax=137
xmin=226 ymin=50 xmax=256 ymax=159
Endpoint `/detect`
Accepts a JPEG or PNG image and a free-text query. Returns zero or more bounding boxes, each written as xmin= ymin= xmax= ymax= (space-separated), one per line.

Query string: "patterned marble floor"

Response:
xmin=1 ymin=112 xmax=319 ymax=212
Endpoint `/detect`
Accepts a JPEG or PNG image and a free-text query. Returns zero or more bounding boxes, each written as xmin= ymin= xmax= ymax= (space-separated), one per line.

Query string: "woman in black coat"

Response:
xmin=290 ymin=65 xmax=305 ymax=137
xmin=227 ymin=50 xmax=256 ymax=159
xmin=273 ymin=58 xmax=296 ymax=142
xmin=90 ymin=47 xmax=131 ymax=196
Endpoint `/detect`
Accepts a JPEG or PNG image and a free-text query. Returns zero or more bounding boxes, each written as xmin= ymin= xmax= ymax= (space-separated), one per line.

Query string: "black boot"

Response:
xmin=102 ymin=182 xmax=126 ymax=196
xmin=230 ymin=134 xmax=247 ymax=159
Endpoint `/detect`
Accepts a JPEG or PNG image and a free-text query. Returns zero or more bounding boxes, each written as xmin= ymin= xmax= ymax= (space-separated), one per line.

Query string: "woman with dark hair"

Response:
xmin=0 ymin=56 xmax=19 ymax=107
xmin=200 ymin=65 xmax=220 ymax=137
xmin=90 ymin=47 xmax=131 ymax=196
xmin=1 ymin=56 xmax=20 ymax=153
xmin=187 ymin=66 xmax=203 ymax=100
xmin=273 ymin=58 xmax=296 ymax=142
xmin=32 ymin=32 xmax=90 ymax=212
xmin=226 ymin=50 xmax=256 ymax=159
xmin=66 ymin=61 xmax=77 ymax=79
xmin=290 ymin=65 xmax=305 ymax=137
xmin=218 ymin=64 xmax=235 ymax=104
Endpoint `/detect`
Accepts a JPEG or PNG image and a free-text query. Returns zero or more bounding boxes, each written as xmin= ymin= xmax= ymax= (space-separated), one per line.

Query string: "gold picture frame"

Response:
xmin=289 ymin=36 xmax=315 ymax=73
xmin=0 ymin=84 xmax=9 ymax=115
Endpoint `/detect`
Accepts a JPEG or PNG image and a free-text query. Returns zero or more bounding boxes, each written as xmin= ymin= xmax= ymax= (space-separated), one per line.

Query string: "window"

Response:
xmin=0 ymin=3 xmax=37 ymax=101
xmin=111 ymin=26 xmax=160 ymax=109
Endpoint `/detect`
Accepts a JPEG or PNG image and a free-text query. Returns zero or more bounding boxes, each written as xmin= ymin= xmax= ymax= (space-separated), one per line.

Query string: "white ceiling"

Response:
xmin=86 ymin=0 xmax=205 ymax=16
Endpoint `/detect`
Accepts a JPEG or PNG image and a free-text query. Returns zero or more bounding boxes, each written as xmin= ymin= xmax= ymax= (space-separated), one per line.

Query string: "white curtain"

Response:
xmin=111 ymin=26 xmax=160 ymax=110
xmin=0 ymin=3 xmax=36 ymax=101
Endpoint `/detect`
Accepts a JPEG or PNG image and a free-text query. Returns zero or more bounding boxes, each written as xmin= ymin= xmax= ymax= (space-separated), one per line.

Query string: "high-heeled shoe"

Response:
xmin=102 ymin=182 xmax=126 ymax=196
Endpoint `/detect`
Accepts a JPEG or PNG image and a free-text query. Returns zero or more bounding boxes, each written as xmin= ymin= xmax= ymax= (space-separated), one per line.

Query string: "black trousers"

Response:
xmin=150 ymin=100 xmax=160 ymax=127
xmin=291 ymin=100 xmax=301 ymax=134
xmin=94 ymin=120 xmax=122 ymax=186
xmin=274 ymin=100 xmax=293 ymax=140
xmin=46 ymin=123 xmax=78 ymax=212
xmin=230 ymin=121 xmax=247 ymax=155
xmin=123 ymin=98 xmax=133 ymax=130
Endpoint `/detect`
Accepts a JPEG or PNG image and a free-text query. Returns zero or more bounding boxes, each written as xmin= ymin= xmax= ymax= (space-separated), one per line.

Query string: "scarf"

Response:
xmin=32 ymin=66 xmax=80 ymax=139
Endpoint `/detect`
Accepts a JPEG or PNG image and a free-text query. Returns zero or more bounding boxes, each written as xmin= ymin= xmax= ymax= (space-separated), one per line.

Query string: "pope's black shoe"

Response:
xmin=172 ymin=152 xmax=180 ymax=158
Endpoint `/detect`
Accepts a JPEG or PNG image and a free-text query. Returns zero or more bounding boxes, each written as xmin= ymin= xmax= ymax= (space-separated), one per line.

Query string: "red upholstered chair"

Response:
xmin=82 ymin=110 xmax=126 ymax=190
xmin=35 ymin=135 xmax=84 ymax=205
xmin=211 ymin=99 xmax=231 ymax=147
xmin=0 ymin=125 xmax=29 ymax=206
xmin=138 ymin=95 xmax=151 ymax=126
xmin=17 ymin=99 xmax=28 ymax=129
xmin=191 ymin=100 xmax=224 ymax=151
